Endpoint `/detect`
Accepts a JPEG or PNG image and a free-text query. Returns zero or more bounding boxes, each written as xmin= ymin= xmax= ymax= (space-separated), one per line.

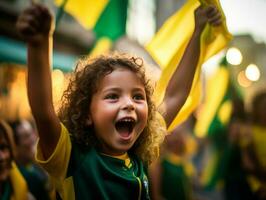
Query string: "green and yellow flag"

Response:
xmin=146 ymin=0 xmax=232 ymax=131
xmin=54 ymin=0 xmax=128 ymax=55
xmin=194 ymin=58 xmax=245 ymax=189
xmin=195 ymin=61 xmax=233 ymax=189
xmin=195 ymin=62 xmax=232 ymax=138
xmin=54 ymin=0 xmax=109 ymax=29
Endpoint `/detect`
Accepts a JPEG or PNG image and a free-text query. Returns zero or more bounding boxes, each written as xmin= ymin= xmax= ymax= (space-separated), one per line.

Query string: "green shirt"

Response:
xmin=36 ymin=123 xmax=150 ymax=200
xmin=1 ymin=181 xmax=11 ymax=200
xmin=161 ymin=156 xmax=192 ymax=200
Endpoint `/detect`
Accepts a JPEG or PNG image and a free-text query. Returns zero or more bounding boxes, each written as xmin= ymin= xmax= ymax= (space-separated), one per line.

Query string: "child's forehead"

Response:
xmin=96 ymin=68 xmax=145 ymax=90
xmin=103 ymin=68 xmax=143 ymax=81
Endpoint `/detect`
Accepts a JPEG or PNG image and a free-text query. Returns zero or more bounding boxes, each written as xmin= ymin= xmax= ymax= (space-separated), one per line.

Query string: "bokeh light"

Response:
xmin=245 ymin=64 xmax=260 ymax=81
xmin=237 ymin=70 xmax=252 ymax=87
xmin=226 ymin=47 xmax=243 ymax=65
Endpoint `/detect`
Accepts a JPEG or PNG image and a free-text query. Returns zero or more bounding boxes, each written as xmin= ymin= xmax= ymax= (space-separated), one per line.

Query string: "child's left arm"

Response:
xmin=160 ymin=5 xmax=222 ymax=127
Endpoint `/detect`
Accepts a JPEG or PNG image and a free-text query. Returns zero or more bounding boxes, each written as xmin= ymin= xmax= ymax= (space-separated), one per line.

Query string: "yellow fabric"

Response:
xmin=252 ymin=126 xmax=266 ymax=168
xmin=185 ymin=134 xmax=198 ymax=157
xmin=247 ymin=176 xmax=262 ymax=192
xmin=166 ymin=153 xmax=195 ymax=177
xmin=62 ymin=177 xmax=75 ymax=200
xmin=10 ymin=162 xmax=28 ymax=200
xmin=54 ymin=0 xmax=109 ymax=29
xmin=194 ymin=66 xmax=230 ymax=137
xmin=102 ymin=152 xmax=132 ymax=168
xmin=146 ymin=0 xmax=232 ymax=131
xmin=200 ymin=149 xmax=219 ymax=185
xmin=35 ymin=123 xmax=73 ymax=199
xmin=90 ymin=37 xmax=113 ymax=57
xmin=218 ymin=100 xmax=232 ymax=125
xmin=245 ymin=126 xmax=266 ymax=192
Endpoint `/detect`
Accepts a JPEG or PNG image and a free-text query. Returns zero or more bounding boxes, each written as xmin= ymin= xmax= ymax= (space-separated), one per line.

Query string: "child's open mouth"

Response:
xmin=115 ymin=117 xmax=136 ymax=138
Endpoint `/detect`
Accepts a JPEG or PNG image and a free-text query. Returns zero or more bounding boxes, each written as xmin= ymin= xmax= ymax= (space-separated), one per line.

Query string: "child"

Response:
xmin=0 ymin=120 xmax=30 ymax=200
xmin=11 ymin=120 xmax=51 ymax=200
xmin=149 ymin=123 xmax=196 ymax=200
xmin=16 ymin=3 xmax=222 ymax=199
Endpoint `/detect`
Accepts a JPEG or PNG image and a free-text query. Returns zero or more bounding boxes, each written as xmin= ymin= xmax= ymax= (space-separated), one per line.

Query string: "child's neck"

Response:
xmin=100 ymin=152 xmax=128 ymax=159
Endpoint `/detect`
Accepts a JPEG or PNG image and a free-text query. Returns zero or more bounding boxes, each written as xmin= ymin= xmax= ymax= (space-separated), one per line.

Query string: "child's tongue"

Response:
xmin=116 ymin=126 xmax=130 ymax=137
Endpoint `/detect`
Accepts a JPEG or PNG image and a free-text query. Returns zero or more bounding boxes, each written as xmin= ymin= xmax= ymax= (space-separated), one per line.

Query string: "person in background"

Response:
xmin=10 ymin=120 xmax=51 ymax=200
xmin=0 ymin=119 xmax=31 ymax=200
xmin=149 ymin=123 xmax=197 ymax=200
xmin=241 ymin=92 xmax=266 ymax=200
xmin=223 ymin=98 xmax=255 ymax=200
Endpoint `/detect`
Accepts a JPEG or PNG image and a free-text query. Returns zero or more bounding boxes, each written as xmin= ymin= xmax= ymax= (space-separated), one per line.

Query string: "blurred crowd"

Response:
xmin=148 ymin=90 xmax=266 ymax=200
xmin=0 ymin=119 xmax=51 ymax=199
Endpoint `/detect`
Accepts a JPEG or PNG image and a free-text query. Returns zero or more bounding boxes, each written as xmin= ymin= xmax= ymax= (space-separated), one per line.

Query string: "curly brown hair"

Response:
xmin=58 ymin=52 xmax=165 ymax=165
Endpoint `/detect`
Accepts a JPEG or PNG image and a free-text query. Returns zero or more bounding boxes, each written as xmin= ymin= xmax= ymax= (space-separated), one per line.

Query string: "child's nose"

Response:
xmin=122 ymin=98 xmax=135 ymax=111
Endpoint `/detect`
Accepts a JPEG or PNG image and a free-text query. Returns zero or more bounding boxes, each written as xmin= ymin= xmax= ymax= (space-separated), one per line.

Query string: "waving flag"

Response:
xmin=146 ymin=0 xmax=232 ymax=131
xmin=54 ymin=0 xmax=109 ymax=29
xmin=54 ymin=0 xmax=128 ymax=55
xmin=195 ymin=61 xmax=233 ymax=189
xmin=194 ymin=61 xmax=232 ymax=138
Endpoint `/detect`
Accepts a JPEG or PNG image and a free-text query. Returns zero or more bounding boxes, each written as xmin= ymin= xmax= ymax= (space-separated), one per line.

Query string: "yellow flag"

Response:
xmin=146 ymin=0 xmax=232 ymax=131
xmin=89 ymin=37 xmax=113 ymax=56
xmin=194 ymin=66 xmax=230 ymax=138
xmin=54 ymin=0 xmax=109 ymax=29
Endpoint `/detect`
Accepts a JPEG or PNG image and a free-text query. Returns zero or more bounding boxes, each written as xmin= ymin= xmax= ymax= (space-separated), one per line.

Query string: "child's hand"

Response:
xmin=16 ymin=3 xmax=54 ymax=45
xmin=194 ymin=5 xmax=222 ymax=33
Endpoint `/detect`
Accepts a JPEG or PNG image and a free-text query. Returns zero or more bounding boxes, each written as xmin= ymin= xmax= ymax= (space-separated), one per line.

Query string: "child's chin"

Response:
xmin=115 ymin=143 xmax=133 ymax=153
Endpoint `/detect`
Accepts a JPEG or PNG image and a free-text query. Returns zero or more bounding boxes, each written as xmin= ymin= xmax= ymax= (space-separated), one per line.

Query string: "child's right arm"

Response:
xmin=16 ymin=4 xmax=61 ymax=159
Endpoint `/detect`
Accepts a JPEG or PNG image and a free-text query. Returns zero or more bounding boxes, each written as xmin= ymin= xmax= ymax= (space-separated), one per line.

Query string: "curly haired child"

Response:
xmin=16 ymin=3 xmax=222 ymax=199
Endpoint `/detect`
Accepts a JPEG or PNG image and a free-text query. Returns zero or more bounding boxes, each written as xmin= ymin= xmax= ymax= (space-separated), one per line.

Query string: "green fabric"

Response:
xmin=1 ymin=181 xmax=11 ymax=200
xmin=18 ymin=164 xmax=50 ymax=200
xmin=93 ymin=0 xmax=128 ymax=41
xmin=66 ymin=143 xmax=150 ymax=200
xmin=161 ymin=158 xmax=191 ymax=200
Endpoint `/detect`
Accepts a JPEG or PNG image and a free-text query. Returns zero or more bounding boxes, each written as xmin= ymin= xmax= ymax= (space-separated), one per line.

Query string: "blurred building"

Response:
xmin=227 ymin=35 xmax=266 ymax=108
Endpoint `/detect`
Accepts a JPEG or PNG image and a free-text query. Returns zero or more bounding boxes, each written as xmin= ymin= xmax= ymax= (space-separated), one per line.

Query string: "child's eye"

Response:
xmin=105 ymin=93 xmax=119 ymax=100
xmin=133 ymin=94 xmax=145 ymax=100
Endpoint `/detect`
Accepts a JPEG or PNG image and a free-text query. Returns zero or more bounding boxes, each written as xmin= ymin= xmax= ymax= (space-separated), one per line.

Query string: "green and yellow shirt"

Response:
xmin=36 ymin=123 xmax=150 ymax=200
xmin=1 ymin=162 xmax=28 ymax=200
xmin=160 ymin=153 xmax=194 ymax=200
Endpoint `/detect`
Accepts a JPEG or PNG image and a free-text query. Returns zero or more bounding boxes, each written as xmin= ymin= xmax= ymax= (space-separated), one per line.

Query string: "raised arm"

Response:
xmin=160 ymin=5 xmax=222 ymax=127
xmin=16 ymin=4 xmax=61 ymax=158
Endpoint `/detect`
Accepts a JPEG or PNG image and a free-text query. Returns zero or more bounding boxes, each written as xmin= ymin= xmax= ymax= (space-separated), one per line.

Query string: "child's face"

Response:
xmin=88 ymin=68 xmax=148 ymax=155
xmin=16 ymin=121 xmax=37 ymax=163
xmin=0 ymin=134 xmax=12 ymax=181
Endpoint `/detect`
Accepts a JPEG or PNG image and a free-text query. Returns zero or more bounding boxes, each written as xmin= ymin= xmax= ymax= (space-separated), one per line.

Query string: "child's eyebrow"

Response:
xmin=102 ymin=87 xmax=121 ymax=93
xmin=132 ymin=88 xmax=146 ymax=93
